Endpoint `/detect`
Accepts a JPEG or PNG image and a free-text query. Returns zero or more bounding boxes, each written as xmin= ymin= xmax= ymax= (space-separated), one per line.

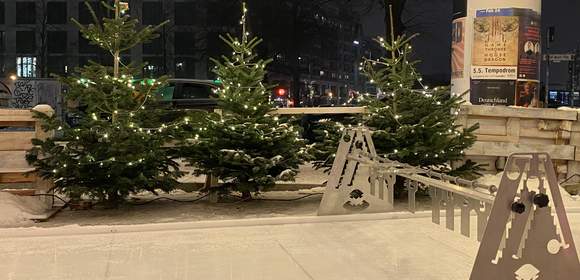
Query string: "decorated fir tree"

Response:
xmin=27 ymin=1 xmax=182 ymax=206
xmin=310 ymin=33 xmax=478 ymax=186
xmin=182 ymin=3 xmax=307 ymax=199
xmin=360 ymin=34 xmax=478 ymax=172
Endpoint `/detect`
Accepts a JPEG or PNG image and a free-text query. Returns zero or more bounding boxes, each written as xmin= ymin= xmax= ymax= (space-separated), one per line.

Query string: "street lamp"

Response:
xmin=0 ymin=83 xmax=12 ymax=108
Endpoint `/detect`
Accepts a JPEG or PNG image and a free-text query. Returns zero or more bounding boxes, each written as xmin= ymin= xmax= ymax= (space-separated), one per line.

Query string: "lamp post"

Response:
xmin=0 ymin=75 xmax=17 ymax=106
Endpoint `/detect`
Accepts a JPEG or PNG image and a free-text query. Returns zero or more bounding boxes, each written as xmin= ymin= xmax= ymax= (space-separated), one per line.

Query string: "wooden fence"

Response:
xmin=4 ymin=104 xmax=580 ymax=191
xmin=0 ymin=105 xmax=54 ymax=193
xmin=457 ymin=105 xmax=580 ymax=179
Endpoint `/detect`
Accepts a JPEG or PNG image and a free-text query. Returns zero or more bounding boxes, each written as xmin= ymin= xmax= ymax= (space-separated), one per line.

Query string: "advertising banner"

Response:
xmin=470 ymin=8 xmax=541 ymax=106
xmin=470 ymin=79 xmax=516 ymax=105
xmin=517 ymin=10 xmax=541 ymax=80
xmin=515 ymin=80 xmax=540 ymax=107
xmin=472 ymin=9 xmax=520 ymax=79
xmin=451 ymin=18 xmax=466 ymax=79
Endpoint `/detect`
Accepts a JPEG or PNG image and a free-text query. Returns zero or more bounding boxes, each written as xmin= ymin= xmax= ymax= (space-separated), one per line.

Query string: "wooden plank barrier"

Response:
xmin=457 ymin=105 xmax=580 ymax=179
xmin=0 ymin=105 xmax=54 ymax=193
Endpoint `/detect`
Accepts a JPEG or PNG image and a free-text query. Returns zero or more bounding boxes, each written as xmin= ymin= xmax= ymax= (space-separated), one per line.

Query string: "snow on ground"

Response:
xmin=21 ymin=190 xmax=324 ymax=229
xmin=178 ymin=163 xmax=328 ymax=185
xmin=5 ymin=188 xmax=428 ymax=229
xmin=0 ymin=192 xmax=50 ymax=227
xmin=2 ymin=164 xmax=577 ymax=229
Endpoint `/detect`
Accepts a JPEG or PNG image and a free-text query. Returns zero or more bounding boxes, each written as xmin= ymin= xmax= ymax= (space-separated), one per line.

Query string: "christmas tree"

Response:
xmin=181 ymin=3 xmax=307 ymax=199
xmin=310 ymin=33 xmax=478 ymax=187
xmin=360 ymin=34 xmax=478 ymax=172
xmin=27 ymin=1 xmax=182 ymax=206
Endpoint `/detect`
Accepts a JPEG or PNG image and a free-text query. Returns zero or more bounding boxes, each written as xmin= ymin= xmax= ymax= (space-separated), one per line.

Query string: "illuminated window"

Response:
xmin=17 ymin=56 xmax=37 ymax=77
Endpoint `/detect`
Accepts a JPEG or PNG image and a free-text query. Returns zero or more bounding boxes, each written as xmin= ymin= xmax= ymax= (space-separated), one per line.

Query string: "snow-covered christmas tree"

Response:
xmin=181 ymin=3 xmax=307 ymax=199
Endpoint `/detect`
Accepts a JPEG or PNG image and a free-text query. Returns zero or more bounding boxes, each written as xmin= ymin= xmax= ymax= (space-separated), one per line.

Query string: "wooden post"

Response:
xmin=205 ymin=174 xmax=219 ymax=203
xmin=32 ymin=104 xmax=54 ymax=141
xmin=31 ymin=104 xmax=55 ymax=194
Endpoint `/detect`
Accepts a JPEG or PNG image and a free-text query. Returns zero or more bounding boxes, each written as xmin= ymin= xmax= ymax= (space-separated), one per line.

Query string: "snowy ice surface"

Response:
xmin=0 ymin=213 xmax=579 ymax=280
xmin=0 ymin=192 xmax=49 ymax=227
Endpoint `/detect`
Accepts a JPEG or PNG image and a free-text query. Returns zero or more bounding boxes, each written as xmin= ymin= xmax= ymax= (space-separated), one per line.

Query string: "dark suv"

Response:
xmin=156 ymin=79 xmax=221 ymax=110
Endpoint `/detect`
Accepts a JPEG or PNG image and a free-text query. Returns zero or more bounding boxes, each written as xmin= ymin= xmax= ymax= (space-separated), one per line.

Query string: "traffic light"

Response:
xmin=275 ymin=87 xmax=288 ymax=97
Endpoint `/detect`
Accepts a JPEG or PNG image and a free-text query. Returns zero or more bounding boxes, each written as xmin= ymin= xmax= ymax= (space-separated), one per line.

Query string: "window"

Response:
xmin=47 ymin=56 xmax=67 ymax=75
xmin=79 ymin=56 xmax=99 ymax=67
xmin=175 ymin=3 xmax=196 ymax=25
xmin=78 ymin=2 xmax=102 ymax=24
xmin=206 ymin=2 xmax=238 ymax=27
xmin=79 ymin=32 xmax=98 ymax=54
xmin=142 ymin=2 xmax=163 ymax=25
xmin=0 ymin=56 xmax=5 ymax=77
xmin=0 ymin=2 xmax=5 ymax=24
xmin=16 ymin=2 xmax=36 ymax=24
xmin=17 ymin=56 xmax=37 ymax=77
xmin=206 ymin=32 xmax=229 ymax=60
xmin=0 ymin=31 xmax=5 ymax=52
xmin=143 ymin=56 xmax=164 ymax=77
xmin=47 ymin=2 xmax=68 ymax=24
xmin=47 ymin=31 xmax=67 ymax=53
xmin=174 ymin=32 xmax=195 ymax=55
xmin=174 ymin=57 xmax=195 ymax=78
xmin=179 ymin=83 xmax=212 ymax=99
xmin=16 ymin=31 xmax=36 ymax=53
xmin=143 ymin=37 xmax=162 ymax=55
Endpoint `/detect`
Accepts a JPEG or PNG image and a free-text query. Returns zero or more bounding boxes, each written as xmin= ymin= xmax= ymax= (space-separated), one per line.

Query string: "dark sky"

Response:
xmin=362 ymin=0 xmax=580 ymax=86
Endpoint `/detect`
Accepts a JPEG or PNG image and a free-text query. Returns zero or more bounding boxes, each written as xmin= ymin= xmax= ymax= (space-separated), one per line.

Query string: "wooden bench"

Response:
xmin=0 ymin=105 xmax=54 ymax=195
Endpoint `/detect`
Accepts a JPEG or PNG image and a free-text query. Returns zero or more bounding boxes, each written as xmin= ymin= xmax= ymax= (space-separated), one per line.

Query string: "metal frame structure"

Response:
xmin=319 ymin=127 xmax=580 ymax=279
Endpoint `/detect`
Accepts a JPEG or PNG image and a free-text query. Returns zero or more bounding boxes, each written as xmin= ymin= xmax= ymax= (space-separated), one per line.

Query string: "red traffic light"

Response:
xmin=276 ymin=88 xmax=287 ymax=97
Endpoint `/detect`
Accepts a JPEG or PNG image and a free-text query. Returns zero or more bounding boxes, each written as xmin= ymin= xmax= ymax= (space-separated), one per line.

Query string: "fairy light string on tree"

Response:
xmin=181 ymin=2 xmax=307 ymax=199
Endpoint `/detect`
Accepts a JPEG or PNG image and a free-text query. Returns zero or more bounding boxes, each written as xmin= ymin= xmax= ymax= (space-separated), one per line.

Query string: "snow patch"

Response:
xmin=0 ymin=192 xmax=50 ymax=227
xmin=557 ymin=106 xmax=580 ymax=112
xmin=476 ymin=172 xmax=503 ymax=187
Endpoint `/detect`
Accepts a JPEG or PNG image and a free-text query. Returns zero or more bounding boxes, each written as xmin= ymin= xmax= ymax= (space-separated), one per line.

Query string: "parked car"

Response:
xmin=155 ymin=79 xmax=221 ymax=110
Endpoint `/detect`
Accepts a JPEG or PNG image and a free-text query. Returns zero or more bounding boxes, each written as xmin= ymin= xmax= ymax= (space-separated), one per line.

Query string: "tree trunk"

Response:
xmin=103 ymin=192 xmax=124 ymax=209
xmin=384 ymin=0 xmax=407 ymax=41
xmin=240 ymin=191 xmax=252 ymax=201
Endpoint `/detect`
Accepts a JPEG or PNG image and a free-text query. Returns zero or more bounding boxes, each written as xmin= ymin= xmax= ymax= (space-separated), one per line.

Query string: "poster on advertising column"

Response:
xmin=471 ymin=9 xmax=520 ymax=81
xmin=470 ymin=8 xmax=541 ymax=107
xmin=517 ymin=9 xmax=541 ymax=81
xmin=471 ymin=80 xmax=516 ymax=105
xmin=451 ymin=18 xmax=466 ymax=79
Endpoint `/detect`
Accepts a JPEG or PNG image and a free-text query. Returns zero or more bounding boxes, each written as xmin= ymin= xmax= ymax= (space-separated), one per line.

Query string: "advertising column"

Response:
xmin=451 ymin=0 xmax=542 ymax=106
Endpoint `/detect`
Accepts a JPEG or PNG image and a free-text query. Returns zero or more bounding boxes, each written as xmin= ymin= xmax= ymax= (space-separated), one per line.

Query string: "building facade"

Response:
xmin=0 ymin=0 xmax=372 ymax=105
xmin=0 ymin=0 xmax=240 ymax=79
xmin=250 ymin=1 xmax=366 ymax=105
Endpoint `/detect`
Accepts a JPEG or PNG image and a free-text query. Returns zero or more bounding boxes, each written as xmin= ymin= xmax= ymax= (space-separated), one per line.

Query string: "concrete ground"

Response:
xmin=1 ymin=213 xmax=579 ymax=280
